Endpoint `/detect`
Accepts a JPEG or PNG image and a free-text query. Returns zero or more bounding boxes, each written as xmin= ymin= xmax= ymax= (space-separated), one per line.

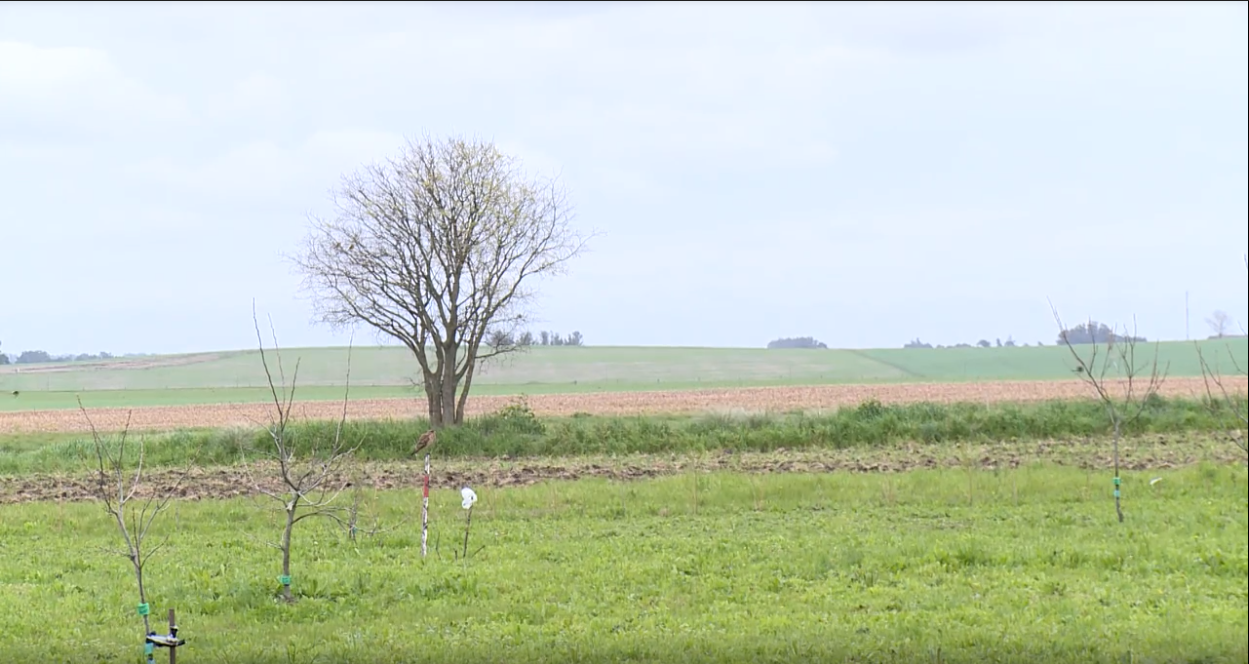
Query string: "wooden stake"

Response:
xmin=168 ymin=609 xmax=178 ymax=664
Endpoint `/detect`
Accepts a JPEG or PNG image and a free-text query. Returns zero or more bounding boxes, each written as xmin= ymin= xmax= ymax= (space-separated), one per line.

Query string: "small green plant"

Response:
xmin=855 ymin=398 xmax=886 ymax=420
xmin=480 ymin=396 xmax=546 ymax=436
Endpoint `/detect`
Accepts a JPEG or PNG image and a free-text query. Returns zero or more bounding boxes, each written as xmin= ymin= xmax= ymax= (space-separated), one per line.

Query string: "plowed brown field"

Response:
xmin=3 ymin=433 xmax=1243 ymax=505
xmin=1 ymin=377 xmax=1242 ymax=435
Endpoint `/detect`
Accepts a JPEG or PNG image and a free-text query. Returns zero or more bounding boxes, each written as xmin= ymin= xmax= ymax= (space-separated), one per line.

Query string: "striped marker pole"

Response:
xmin=420 ymin=452 xmax=431 ymax=558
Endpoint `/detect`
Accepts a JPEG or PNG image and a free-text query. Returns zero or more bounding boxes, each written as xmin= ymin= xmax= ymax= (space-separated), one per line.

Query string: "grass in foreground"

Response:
xmin=0 ymin=465 xmax=1245 ymax=663
xmin=2 ymin=395 xmax=1244 ymax=475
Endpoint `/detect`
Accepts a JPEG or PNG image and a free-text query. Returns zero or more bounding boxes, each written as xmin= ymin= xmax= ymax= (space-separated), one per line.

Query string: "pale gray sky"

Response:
xmin=2 ymin=1 xmax=1246 ymax=355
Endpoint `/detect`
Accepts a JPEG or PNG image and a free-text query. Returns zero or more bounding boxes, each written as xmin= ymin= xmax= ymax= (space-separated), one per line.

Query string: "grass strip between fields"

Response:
xmin=2 ymin=395 xmax=1245 ymax=475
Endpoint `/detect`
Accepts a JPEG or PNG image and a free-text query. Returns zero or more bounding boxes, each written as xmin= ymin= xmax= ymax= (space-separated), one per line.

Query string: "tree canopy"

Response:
xmin=294 ymin=135 xmax=588 ymax=427
xmin=1057 ymin=321 xmax=1147 ymax=345
xmin=766 ymin=336 xmax=828 ymax=349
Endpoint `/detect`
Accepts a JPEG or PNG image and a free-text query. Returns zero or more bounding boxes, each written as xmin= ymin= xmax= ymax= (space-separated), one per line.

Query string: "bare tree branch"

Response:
xmin=78 ymin=397 xmax=194 ymax=641
xmin=1205 ymin=310 xmax=1233 ymax=339
xmin=246 ymin=301 xmax=362 ymax=602
xmin=1049 ymin=300 xmax=1170 ymax=524
xmin=344 ymin=467 xmax=412 ymax=542
xmin=1196 ymin=341 xmax=1248 ymax=456
xmin=292 ymin=134 xmax=594 ymax=427
xmin=1194 ymin=255 xmax=1249 ymax=457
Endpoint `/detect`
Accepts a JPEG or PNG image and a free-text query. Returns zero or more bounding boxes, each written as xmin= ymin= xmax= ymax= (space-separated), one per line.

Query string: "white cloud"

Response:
xmin=0 ymin=2 xmax=1245 ymax=352
xmin=0 ymin=41 xmax=188 ymax=133
xmin=337 ymin=7 xmax=880 ymax=169
xmin=304 ymin=129 xmax=405 ymax=167
xmin=493 ymin=140 xmax=567 ymax=179
xmin=125 ymin=129 xmax=405 ymax=200
xmin=211 ymin=72 xmax=288 ymax=119
xmin=128 ymin=141 xmax=298 ymax=197
xmin=580 ymin=165 xmax=667 ymax=201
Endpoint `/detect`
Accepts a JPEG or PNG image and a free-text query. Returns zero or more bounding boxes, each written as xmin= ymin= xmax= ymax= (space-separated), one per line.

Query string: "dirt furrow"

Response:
xmin=3 ymin=434 xmax=1242 ymax=505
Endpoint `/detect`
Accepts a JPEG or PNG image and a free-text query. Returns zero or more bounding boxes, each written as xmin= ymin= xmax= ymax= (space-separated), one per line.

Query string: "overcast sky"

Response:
xmin=2 ymin=1 xmax=1246 ymax=355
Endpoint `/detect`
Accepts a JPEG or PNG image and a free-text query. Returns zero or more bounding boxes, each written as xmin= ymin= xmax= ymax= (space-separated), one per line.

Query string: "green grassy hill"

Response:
xmin=1 ymin=339 xmax=1244 ymax=412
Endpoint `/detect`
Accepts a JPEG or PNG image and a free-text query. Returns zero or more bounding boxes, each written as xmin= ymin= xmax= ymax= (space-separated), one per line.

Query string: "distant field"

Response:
xmin=1 ymin=340 xmax=1244 ymax=412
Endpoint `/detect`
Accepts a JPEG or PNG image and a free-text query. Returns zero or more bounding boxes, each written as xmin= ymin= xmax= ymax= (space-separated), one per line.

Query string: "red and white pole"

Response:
xmin=420 ymin=452 xmax=431 ymax=558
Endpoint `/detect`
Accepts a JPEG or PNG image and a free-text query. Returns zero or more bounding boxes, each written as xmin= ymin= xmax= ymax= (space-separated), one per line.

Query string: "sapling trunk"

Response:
xmin=1112 ymin=419 xmax=1123 ymax=523
xmin=347 ymin=480 xmax=362 ymax=542
xmin=462 ymin=505 xmax=474 ymax=559
xmin=112 ymin=513 xmax=154 ymax=637
xmin=133 ymin=554 xmax=152 ymax=636
xmin=282 ymin=505 xmax=296 ymax=602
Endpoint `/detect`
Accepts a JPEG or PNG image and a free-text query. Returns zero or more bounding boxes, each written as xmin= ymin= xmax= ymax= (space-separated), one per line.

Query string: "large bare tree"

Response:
xmin=294 ymin=135 xmax=588 ymax=427
xmin=1206 ymin=310 xmax=1232 ymax=339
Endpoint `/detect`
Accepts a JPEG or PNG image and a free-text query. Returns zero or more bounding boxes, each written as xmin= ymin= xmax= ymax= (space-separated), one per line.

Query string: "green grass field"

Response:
xmin=3 ymin=351 xmax=1245 ymax=662
xmin=1 ymin=465 xmax=1245 ymax=663
xmin=1 ymin=340 xmax=1244 ymax=412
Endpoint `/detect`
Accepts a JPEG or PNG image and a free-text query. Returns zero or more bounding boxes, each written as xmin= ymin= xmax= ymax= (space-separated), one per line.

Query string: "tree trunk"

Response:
xmin=282 ymin=507 xmax=295 ymax=602
xmin=440 ymin=342 xmax=459 ymax=426
xmin=455 ymin=342 xmax=481 ymax=425
xmin=1112 ymin=419 xmax=1123 ymax=524
xmin=132 ymin=547 xmax=152 ymax=636
xmin=423 ymin=373 xmax=443 ymax=428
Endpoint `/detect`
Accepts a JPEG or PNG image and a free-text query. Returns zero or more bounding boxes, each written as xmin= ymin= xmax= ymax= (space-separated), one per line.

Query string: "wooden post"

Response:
xmin=167 ymin=609 xmax=178 ymax=664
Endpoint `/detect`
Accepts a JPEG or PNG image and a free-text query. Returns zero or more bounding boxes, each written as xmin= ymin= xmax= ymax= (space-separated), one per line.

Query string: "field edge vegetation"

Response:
xmin=3 ymin=394 xmax=1245 ymax=475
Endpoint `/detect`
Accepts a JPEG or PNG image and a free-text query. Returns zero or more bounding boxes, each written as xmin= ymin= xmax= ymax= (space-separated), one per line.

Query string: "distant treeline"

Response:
xmin=0 ymin=346 xmax=147 ymax=366
xmin=486 ymin=330 xmax=585 ymax=348
xmin=766 ymin=336 xmax=829 ymax=349
xmin=768 ymin=321 xmax=1163 ymax=352
xmin=904 ymin=337 xmax=1039 ymax=349
xmin=903 ymin=320 xmax=1156 ymax=350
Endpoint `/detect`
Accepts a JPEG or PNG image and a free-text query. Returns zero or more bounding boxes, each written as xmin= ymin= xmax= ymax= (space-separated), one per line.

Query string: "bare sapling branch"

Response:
xmin=77 ymin=397 xmax=193 ymax=655
xmin=246 ymin=300 xmax=362 ymax=602
xmin=1049 ymin=301 xmax=1170 ymax=523
xmin=1195 ymin=256 xmax=1249 ymax=457
xmin=343 ymin=466 xmax=411 ymax=542
xmin=293 ymin=134 xmax=594 ymax=428
xmin=1196 ymin=342 xmax=1248 ymax=456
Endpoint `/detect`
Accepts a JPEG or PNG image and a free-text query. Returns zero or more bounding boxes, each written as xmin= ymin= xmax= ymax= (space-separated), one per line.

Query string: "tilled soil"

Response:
xmin=1 ymin=376 xmax=1241 ymax=435
xmin=3 ymin=433 xmax=1241 ymax=505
